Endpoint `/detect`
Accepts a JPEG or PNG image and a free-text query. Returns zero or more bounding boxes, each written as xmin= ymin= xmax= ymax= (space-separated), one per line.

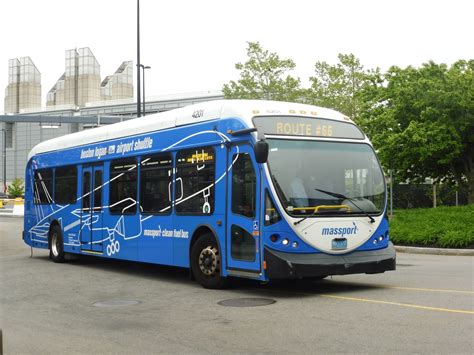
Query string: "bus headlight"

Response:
xmin=282 ymin=238 xmax=289 ymax=246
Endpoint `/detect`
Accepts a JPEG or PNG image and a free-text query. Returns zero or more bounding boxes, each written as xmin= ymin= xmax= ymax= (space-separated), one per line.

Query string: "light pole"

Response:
xmin=139 ymin=64 xmax=151 ymax=116
xmin=136 ymin=0 xmax=142 ymax=117
xmin=0 ymin=129 xmax=6 ymax=194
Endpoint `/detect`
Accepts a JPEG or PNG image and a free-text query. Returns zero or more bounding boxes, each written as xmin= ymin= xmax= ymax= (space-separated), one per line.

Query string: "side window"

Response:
xmin=34 ymin=169 xmax=53 ymax=204
xmin=175 ymin=147 xmax=215 ymax=214
xmin=93 ymin=170 xmax=102 ymax=210
xmin=231 ymin=225 xmax=256 ymax=261
xmin=140 ymin=153 xmax=172 ymax=214
xmin=264 ymin=190 xmax=282 ymax=226
xmin=82 ymin=172 xmax=91 ymax=210
xmin=109 ymin=158 xmax=138 ymax=214
xmin=54 ymin=166 xmax=77 ymax=204
xmin=231 ymin=153 xmax=256 ymax=218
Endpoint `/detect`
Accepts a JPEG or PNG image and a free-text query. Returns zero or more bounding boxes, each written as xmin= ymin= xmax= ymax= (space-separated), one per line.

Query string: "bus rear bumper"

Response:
xmin=264 ymin=242 xmax=396 ymax=279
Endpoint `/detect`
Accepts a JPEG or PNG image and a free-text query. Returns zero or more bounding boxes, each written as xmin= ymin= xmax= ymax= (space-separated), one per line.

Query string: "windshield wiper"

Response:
xmin=314 ymin=188 xmax=375 ymax=224
xmin=293 ymin=209 xmax=317 ymax=225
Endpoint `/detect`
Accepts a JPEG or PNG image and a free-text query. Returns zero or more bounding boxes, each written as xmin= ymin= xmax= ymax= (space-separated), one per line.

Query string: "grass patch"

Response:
xmin=390 ymin=204 xmax=474 ymax=248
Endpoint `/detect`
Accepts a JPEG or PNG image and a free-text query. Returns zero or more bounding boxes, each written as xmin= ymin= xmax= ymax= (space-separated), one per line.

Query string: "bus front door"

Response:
xmin=80 ymin=166 xmax=104 ymax=253
xmin=226 ymin=145 xmax=262 ymax=274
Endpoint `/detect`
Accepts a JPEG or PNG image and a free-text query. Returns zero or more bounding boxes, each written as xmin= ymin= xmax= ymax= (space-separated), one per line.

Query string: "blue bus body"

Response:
xmin=23 ymin=100 xmax=395 ymax=287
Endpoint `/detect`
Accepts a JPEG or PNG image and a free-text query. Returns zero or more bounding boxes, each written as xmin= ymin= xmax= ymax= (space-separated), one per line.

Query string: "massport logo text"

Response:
xmin=322 ymin=222 xmax=358 ymax=238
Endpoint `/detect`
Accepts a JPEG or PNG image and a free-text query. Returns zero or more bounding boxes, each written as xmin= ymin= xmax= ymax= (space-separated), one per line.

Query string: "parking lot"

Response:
xmin=1 ymin=216 xmax=473 ymax=354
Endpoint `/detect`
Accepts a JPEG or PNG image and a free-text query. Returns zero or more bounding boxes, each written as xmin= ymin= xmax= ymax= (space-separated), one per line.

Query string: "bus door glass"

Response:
xmin=226 ymin=144 xmax=261 ymax=272
xmin=80 ymin=165 xmax=104 ymax=253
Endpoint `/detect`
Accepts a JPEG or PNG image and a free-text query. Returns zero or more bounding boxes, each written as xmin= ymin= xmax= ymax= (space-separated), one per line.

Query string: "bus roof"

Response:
xmin=28 ymin=99 xmax=349 ymax=159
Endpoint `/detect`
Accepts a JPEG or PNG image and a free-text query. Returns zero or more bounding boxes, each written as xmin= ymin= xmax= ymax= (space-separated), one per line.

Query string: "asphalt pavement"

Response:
xmin=1 ymin=217 xmax=473 ymax=354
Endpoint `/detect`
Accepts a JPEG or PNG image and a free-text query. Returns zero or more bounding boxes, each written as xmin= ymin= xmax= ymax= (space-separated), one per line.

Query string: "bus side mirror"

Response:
xmin=254 ymin=140 xmax=269 ymax=164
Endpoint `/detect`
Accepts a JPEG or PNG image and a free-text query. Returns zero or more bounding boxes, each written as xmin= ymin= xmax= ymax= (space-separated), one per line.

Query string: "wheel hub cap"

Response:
xmin=51 ymin=232 xmax=59 ymax=256
xmin=199 ymin=246 xmax=219 ymax=276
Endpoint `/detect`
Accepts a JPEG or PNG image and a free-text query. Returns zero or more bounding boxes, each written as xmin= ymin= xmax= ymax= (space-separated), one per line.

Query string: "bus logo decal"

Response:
xmin=322 ymin=222 xmax=359 ymax=238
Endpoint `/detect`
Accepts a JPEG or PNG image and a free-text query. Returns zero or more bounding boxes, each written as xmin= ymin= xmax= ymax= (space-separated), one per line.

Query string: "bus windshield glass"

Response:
xmin=267 ymin=139 xmax=385 ymax=216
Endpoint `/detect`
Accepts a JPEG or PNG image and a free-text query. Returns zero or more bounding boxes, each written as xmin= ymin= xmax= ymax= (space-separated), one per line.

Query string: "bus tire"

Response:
xmin=191 ymin=233 xmax=228 ymax=289
xmin=49 ymin=224 xmax=66 ymax=263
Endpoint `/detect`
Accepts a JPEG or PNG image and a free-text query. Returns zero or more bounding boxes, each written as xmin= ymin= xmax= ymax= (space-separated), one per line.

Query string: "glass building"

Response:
xmin=47 ymin=47 xmax=102 ymax=107
xmin=4 ymin=57 xmax=41 ymax=113
xmin=101 ymin=61 xmax=134 ymax=101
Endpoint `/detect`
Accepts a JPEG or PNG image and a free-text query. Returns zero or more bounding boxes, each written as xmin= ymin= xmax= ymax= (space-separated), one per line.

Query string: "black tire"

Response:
xmin=49 ymin=224 xmax=66 ymax=263
xmin=190 ymin=233 xmax=228 ymax=289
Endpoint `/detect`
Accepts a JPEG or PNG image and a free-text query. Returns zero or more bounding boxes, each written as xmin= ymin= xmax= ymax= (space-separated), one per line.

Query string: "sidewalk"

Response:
xmin=0 ymin=210 xmax=20 ymax=218
xmin=0 ymin=199 xmax=24 ymax=217
xmin=0 ymin=209 xmax=24 ymax=217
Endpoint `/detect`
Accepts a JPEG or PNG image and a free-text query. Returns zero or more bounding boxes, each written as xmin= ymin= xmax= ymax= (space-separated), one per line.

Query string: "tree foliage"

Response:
xmin=359 ymin=60 xmax=474 ymax=203
xmin=223 ymin=42 xmax=302 ymax=102
xmin=224 ymin=43 xmax=474 ymax=203
xmin=308 ymin=54 xmax=378 ymax=120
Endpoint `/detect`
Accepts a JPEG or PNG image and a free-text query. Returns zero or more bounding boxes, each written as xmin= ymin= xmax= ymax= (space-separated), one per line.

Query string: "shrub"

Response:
xmin=7 ymin=178 xmax=24 ymax=198
xmin=390 ymin=205 xmax=474 ymax=248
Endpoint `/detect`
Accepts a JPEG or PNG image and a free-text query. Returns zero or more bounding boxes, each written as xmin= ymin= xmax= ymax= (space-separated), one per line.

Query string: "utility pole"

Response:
xmin=140 ymin=64 xmax=151 ymax=116
xmin=136 ymin=0 xmax=142 ymax=118
xmin=1 ymin=129 xmax=6 ymax=194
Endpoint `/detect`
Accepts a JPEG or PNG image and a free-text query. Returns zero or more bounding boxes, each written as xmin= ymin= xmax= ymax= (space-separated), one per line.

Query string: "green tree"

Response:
xmin=7 ymin=178 xmax=24 ymax=198
xmin=359 ymin=60 xmax=474 ymax=204
xmin=308 ymin=53 xmax=378 ymax=120
xmin=223 ymin=42 xmax=302 ymax=102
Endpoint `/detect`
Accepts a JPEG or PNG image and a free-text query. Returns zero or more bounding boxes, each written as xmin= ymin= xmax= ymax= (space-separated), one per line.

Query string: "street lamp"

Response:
xmin=0 ymin=129 xmax=6 ymax=193
xmin=139 ymin=64 xmax=151 ymax=116
xmin=136 ymin=0 xmax=142 ymax=117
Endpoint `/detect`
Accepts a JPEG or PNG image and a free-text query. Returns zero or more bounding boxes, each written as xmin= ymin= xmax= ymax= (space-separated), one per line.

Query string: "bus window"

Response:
xmin=109 ymin=158 xmax=138 ymax=214
xmin=54 ymin=166 xmax=77 ymax=204
xmin=140 ymin=153 xmax=172 ymax=214
xmin=94 ymin=170 xmax=102 ymax=210
xmin=231 ymin=153 xmax=255 ymax=218
xmin=82 ymin=171 xmax=91 ymax=210
xmin=34 ymin=169 xmax=53 ymax=204
xmin=264 ymin=190 xmax=281 ymax=226
xmin=175 ymin=147 xmax=215 ymax=214
xmin=231 ymin=225 xmax=256 ymax=261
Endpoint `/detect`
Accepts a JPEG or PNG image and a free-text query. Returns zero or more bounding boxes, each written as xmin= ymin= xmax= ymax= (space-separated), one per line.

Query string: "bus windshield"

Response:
xmin=267 ymin=139 xmax=385 ymax=216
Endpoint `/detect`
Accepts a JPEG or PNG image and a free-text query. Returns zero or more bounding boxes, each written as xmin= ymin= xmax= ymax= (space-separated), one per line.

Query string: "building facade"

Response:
xmin=46 ymin=48 xmax=133 ymax=107
xmin=4 ymin=57 xmax=41 ymax=113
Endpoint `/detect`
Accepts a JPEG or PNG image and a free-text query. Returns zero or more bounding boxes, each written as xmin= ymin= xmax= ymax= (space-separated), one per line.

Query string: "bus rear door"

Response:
xmin=226 ymin=144 xmax=262 ymax=275
xmin=80 ymin=165 xmax=104 ymax=253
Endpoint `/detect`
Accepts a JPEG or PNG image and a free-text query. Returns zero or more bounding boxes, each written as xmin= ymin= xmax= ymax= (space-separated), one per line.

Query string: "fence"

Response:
xmin=390 ymin=183 xmax=468 ymax=209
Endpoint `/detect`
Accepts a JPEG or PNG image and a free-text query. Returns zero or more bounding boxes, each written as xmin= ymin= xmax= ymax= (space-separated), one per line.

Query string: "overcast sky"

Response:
xmin=1 ymin=0 xmax=473 ymax=112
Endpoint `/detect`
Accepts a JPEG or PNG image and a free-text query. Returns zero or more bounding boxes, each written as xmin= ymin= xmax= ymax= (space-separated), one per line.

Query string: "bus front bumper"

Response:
xmin=264 ymin=242 xmax=396 ymax=279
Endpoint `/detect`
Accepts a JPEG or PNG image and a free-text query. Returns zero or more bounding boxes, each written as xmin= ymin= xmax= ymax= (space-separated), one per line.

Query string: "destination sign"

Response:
xmin=253 ymin=116 xmax=364 ymax=139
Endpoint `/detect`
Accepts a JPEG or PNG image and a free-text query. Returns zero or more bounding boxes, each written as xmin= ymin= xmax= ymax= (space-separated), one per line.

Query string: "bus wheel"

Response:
xmin=49 ymin=225 xmax=66 ymax=263
xmin=191 ymin=233 xmax=228 ymax=289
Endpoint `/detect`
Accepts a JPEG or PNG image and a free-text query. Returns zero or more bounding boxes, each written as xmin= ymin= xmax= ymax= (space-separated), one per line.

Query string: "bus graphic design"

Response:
xmin=24 ymin=100 xmax=395 ymax=288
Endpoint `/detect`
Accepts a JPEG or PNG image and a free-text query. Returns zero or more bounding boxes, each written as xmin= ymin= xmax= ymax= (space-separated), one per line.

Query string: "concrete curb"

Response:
xmin=0 ymin=212 xmax=23 ymax=218
xmin=395 ymin=245 xmax=474 ymax=256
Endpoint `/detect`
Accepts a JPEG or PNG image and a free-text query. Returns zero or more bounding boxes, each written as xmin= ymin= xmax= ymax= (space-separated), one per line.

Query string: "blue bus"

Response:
xmin=24 ymin=100 xmax=395 ymax=288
